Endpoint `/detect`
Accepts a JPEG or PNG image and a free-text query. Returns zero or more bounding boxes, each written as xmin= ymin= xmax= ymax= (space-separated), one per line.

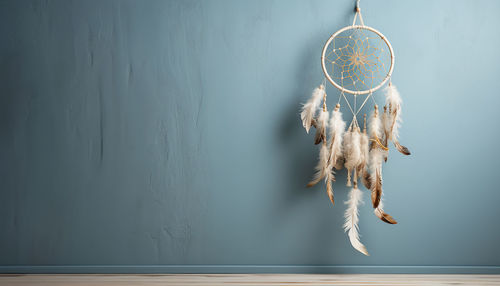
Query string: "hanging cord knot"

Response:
xmin=352 ymin=0 xmax=365 ymax=26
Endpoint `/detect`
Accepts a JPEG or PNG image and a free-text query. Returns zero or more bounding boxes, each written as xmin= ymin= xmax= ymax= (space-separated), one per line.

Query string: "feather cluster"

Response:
xmin=300 ymin=82 xmax=410 ymax=255
xmin=368 ymin=105 xmax=397 ymax=224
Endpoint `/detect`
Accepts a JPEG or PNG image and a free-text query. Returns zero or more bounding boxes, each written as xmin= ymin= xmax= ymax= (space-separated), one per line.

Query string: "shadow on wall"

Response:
xmin=276 ymin=5 xmax=354 ymax=209
xmin=269 ymin=9 xmax=354 ymax=266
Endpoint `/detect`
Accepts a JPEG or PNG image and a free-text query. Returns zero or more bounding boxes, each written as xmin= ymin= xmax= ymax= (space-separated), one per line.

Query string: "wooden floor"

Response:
xmin=1 ymin=274 xmax=500 ymax=286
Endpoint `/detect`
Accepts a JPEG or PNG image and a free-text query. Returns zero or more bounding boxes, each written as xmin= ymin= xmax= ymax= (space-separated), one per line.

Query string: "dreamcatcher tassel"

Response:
xmin=300 ymin=84 xmax=325 ymax=134
xmin=343 ymin=185 xmax=369 ymax=256
xmin=384 ymin=84 xmax=411 ymax=155
xmin=307 ymin=102 xmax=330 ymax=187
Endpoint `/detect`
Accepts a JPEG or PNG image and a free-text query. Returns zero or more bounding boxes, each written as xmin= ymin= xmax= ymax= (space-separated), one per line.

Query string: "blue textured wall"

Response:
xmin=1 ymin=0 xmax=500 ymax=274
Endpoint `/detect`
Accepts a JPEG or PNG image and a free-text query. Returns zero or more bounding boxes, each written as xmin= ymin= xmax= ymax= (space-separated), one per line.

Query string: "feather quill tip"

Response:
xmin=375 ymin=208 xmax=398 ymax=224
xmin=306 ymin=181 xmax=318 ymax=188
xmin=395 ymin=142 xmax=411 ymax=155
xmin=352 ymin=243 xmax=370 ymax=256
xmin=326 ymin=182 xmax=335 ymax=205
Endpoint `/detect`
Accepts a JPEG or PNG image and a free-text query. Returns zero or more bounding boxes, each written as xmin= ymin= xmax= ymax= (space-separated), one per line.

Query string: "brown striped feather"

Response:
xmin=371 ymin=170 xmax=382 ymax=208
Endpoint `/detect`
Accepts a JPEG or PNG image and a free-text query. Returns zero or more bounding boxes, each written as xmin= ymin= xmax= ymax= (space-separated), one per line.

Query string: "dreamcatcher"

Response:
xmin=300 ymin=0 xmax=410 ymax=255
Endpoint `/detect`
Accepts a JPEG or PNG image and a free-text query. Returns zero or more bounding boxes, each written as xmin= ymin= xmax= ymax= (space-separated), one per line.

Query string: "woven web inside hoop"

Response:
xmin=323 ymin=26 xmax=392 ymax=95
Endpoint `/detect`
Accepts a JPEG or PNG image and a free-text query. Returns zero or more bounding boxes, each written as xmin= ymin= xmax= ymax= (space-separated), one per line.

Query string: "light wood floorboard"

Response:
xmin=1 ymin=274 xmax=500 ymax=286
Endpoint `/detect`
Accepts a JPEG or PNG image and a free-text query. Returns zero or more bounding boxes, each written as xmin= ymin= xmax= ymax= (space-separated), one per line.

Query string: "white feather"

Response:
xmin=381 ymin=107 xmax=391 ymax=138
xmin=384 ymin=84 xmax=402 ymax=111
xmin=343 ymin=187 xmax=369 ymax=256
xmin=300 ymin=85 xmax=325 ymax=133
xmin=369 ymin=147 xmax=384 ymax=177
xmin=384 ymin=84 xmax=403 ymax=141
xmin=328 ymin=109 xmax=346 ymax=165
xmin=317 ymin=109 xmax=329 ymax=134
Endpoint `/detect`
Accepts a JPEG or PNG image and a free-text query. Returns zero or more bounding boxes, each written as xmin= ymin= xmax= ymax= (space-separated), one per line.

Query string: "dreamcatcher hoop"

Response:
xmin=321 ymin=24 xmax=394 ymax=95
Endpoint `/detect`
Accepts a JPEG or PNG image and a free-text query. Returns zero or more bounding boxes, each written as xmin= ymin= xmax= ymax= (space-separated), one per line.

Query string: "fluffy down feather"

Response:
xmin=343 ymin=187 xmax=369 ymax=256
xmin=369 ymin=106 xmax=383 ymax=140
xmin=385 ymin=84 xmax=402 ymax=113
xmin=300 ymin=85 xmax=325 ymax=134
xmin=345 ymin=128 xmax=361 ymax=169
